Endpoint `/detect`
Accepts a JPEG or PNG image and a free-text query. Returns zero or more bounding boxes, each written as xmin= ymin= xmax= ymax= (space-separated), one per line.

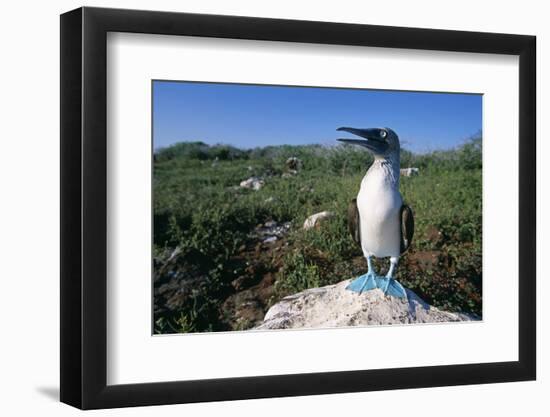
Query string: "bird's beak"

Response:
xmin=336 ymin=127 xmax=389 ymax=154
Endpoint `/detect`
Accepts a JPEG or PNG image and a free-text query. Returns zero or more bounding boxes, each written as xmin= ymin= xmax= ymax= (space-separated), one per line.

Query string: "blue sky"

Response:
xmin=153 ymin=81 xmax=482 ymax=153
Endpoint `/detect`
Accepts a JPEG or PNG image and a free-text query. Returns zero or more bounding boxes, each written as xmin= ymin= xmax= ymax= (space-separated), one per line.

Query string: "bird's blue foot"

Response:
xmin=346 ymin=271 xmax=378 ymax=293
xmin=376 ymin=276 xmax=407 ymax=298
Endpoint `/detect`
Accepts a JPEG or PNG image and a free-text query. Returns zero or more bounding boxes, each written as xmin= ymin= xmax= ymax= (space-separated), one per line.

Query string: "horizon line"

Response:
xmin=153 ymin=131 xmax=482 ymax=156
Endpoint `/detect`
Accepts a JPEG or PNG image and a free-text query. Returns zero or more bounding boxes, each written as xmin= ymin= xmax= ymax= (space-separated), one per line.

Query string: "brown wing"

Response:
xmin=348 ymin=198 xmax=361 ymax=247
xmin=400 ymin=204 xmax=414 ymax=254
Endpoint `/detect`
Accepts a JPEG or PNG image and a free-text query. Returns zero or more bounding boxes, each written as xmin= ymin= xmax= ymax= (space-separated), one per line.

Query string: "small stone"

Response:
xmin=240 ymin=176 xmax=264 ymax=190
xmin=166 ymin=246 xmax=182 ymax=263
xmin=264 ymin=220 xmax=277 ymax=228
xmin=303 ymin=211 xmax=335 ymax=230
xmin=286 ymin=157 xmax=303 ymax=171
xmin=400 ymin=167 xmax=420 ymax=177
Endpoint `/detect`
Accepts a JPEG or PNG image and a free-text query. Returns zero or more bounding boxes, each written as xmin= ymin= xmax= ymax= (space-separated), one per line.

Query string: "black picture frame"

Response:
xmin=60 ymin=6 xmax=536 ymax=410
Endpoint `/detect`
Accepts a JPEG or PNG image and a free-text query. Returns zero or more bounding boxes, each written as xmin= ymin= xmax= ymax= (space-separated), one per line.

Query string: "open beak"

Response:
xmin=337 ymin=127 xmax=389 ymax=154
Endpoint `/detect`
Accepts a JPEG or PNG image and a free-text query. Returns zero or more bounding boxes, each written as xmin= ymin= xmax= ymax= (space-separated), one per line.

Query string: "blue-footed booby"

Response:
xmin=337 ymin=127 xmax=414 ymax=298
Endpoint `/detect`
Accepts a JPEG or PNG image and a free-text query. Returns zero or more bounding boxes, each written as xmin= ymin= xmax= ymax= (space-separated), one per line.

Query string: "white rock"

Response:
xmin=255 ymin=280 xmax=477 ymax=330
xmin=400 ymin=167 xmax=420 ymax=177
xmin=286 ymin=157 xmax=303 ymax=171
xmin=303 ymin=211 xmax=335 ymax=230
xmin=240 ymin=176 xmax=264 ymax=190
xmin=166 ymin=246 xmax=182 ymax=263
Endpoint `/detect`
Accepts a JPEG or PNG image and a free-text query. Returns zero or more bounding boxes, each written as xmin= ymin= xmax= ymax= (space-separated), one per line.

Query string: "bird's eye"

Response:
xmin=380 ymin=130 xmax=387 ymax=139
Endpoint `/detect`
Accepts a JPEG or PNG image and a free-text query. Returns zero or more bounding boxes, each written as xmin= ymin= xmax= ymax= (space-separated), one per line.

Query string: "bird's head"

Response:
xmin=337 ymin=127 xmax=400 ymax=159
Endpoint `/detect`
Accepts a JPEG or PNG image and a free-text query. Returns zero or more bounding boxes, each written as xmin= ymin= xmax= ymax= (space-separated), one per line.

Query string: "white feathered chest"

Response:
xmin=356 ymin=159 xmax=402 ymax=258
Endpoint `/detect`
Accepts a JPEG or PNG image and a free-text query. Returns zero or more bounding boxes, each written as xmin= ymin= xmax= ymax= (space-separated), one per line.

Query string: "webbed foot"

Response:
xmin=376 ymin=276 xmax=407 ymax=298
xmin=346 ymin=271 xmax=378 ymax=293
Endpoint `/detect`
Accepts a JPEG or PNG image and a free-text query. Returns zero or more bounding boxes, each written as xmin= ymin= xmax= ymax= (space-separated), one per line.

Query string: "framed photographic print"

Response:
xmin=60 ymin=6 xmax=536 ymax=409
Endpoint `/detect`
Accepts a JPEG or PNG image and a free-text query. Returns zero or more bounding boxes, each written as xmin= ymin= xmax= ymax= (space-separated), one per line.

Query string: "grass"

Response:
xmin=153 ymin=135 xmax=482 ymax=333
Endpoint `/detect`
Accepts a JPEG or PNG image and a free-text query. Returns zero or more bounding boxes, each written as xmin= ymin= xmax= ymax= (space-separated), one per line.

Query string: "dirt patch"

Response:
xmin=408 ymin=250 xmax=442 ymax=269
xmin=220 ymin=234 xmax=290 ymax=330
xmin=424 ymin=225 xmax=444 ymax=246
xmin=222 ymin=273 xmax=278 ymax=330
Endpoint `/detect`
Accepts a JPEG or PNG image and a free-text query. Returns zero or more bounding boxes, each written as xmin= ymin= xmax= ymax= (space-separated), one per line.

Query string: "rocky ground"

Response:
xmin=154 ymin=219 xmax=294 ymax=332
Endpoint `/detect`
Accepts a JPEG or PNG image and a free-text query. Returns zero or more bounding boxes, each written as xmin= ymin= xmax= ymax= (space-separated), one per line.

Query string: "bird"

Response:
xmin=337 ymin=127 xmax=414 ymax=298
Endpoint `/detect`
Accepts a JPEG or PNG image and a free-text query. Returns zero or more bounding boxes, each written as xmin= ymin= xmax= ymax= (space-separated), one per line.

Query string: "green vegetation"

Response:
xmin=153 ymin=135 xmax=482 ymax=333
